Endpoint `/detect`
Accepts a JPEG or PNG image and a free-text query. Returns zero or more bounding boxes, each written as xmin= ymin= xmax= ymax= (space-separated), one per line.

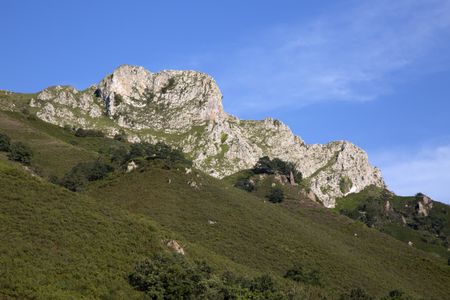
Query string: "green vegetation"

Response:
xmin=253 ymin=156 xmax=302 ymax=182
xmin=339 ymin=288 xmax=374 ymax=300
xmin=1 ymin=106 xmax=450 ymax=299
xmin=8 ymin=141 xmax=33 ymax=165
xmin=336 ymin=186 xmax=450 ymax=259
xmin=0 ymin=132 xmax=11 ymax=151
xmin=129 ymin=252 xmax=288 ymax=299
xmin=268 ymin=187 xmax=284 ymax=203
xmin=74 ymin=127 xmax=105 ymax=137
xmin=339 ymin=176 xmax=353 ymax=194
xmin=284 ymin=263 xmax=321 ymax=286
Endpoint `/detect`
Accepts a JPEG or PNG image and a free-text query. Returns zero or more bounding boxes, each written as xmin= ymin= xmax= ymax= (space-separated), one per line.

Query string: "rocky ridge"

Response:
xmin=1 ymin=65 xmax=384 ymax=207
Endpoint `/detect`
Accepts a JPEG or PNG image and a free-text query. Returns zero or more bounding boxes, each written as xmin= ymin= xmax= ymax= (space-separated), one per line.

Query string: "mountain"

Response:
xmin=1 ymin=113 xmax=450 ymax=299
xmin=0 ymin=65 xmax=383 ymax=207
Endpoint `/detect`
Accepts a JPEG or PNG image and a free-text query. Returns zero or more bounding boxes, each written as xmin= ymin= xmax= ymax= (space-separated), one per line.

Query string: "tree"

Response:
xmin=253 ymin=156 xmax=274 ymax=174
xmin=0 ymin=133 xmax=11 ymax=151
xmin=267 ymin=187 xmax=284 ymax=203
xmin=8 ymin=142 xmax=33 ymax=165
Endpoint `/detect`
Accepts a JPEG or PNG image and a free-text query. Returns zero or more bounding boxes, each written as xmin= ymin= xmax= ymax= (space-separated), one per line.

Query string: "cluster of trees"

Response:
xmin=74 ymin=128 xmax=105 ymax=138
xmin=110 ymin=141 xmax=192 ymax=169
xmin=129 ymin=252 xmax=286 ymax=299
xmin=57 ymin=161 xmax=114 ymax=191
xmin=253 ymin=156 xmax=302 ymax=183
xmin=0 ymin=132 xmax=33 ymax=165
xmin=56 ymin=141 xmax=191 ymax=192
xmin=234 ymin=156 xmax=303 ymax=204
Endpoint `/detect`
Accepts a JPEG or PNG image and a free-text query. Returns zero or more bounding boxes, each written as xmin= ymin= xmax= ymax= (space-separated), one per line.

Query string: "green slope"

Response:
xmin=1 ymin=111 xmax=450 ymax=299
xmin=335 ymin=186 xmax=450 ymax=260
xmin=88 ymin=167 xmax=450 ymax=299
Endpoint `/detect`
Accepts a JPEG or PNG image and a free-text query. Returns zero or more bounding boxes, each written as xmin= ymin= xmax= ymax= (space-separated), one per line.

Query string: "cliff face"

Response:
xmin=6 ymin=65 xmax=384 ymax=207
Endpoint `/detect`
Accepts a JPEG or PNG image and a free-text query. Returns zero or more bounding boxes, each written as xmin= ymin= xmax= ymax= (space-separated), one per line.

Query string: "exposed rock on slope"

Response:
xmin=1 ymin=65 xmax=384 ymax=207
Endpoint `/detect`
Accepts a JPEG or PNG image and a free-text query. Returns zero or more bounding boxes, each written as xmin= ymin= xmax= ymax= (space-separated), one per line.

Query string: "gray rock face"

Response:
xmin=24 ymin=65 xmax=385 ymax=207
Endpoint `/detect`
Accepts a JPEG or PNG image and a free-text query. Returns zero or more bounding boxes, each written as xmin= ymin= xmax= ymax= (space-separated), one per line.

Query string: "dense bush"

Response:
xmin=234 ymin=177 xmax=255 ymax=192
xmin=253 ymin=156 xmax=302 ymax=182
xmin=129 ymin=252 xmax=285 ymax=299
xmin=381 ymin=290 xmax=411 ymax=300
xmin=60 ymin=161 xmax=114 ymax=191
xmin=267 ymin=187 xmax=284 ymax=203
xmin=74 ymin=128 xmax=105 ymax=137
xmin=339 ymin=288 xmax=374 ymax=300
xmin=8 ymin=142 xmax=33 ymax=165
xmin=284 ymin=263 xmax=321 ymax=286
xmin=126 ymin=142 xmax=191 ymax=167
xmin=0 ymin=132 xmax=11 ymax=151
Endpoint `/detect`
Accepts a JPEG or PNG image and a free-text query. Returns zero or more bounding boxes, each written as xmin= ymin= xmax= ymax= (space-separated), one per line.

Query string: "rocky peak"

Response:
xmin=96 ymin=65 xmax=227 ymax=131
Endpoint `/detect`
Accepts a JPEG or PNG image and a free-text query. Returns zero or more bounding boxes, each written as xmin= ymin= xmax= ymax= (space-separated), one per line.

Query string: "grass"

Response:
xmin=88 ymin=166 xmax=450 ymax=299
xmin=2 ymin=110 xmax=450 ymax=299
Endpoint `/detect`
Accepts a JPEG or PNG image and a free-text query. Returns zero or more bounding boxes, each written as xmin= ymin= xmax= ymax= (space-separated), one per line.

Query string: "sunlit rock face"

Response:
xmin=27 ymin=65 xmax=384 ymax=207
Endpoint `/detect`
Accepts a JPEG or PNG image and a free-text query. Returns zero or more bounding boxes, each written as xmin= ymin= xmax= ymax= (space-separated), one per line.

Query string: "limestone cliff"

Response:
xmin=4 ymin=65 xmax=385 ymax=207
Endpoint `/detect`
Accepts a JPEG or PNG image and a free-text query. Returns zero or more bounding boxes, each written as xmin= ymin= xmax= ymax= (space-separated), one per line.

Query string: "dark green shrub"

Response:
xmin=381 ymin=289 xmax=410 ymax=300
xmin=8 ymin=142 xmax=33 ymax=165
xmin=161 ymin=78 xmax=176 ymax=94
xmin=234 ymin=178 xmax=255 ymax=192
xmin=74 ymin=128 xmax=104 ymax=137
xmin=128 ymin=252 xmax=213 ymax=299
xmin=448 ymin=257 xmax=450 ymax=266
xmin=267 ymin=187 xmax=284 ymax=203
xmin=339 ymin=288 xmax=374 ymax=300
xmin=0 ymin=133 xmax=11 ymax=151
xmin=284 ymin=263 xmax=321 ymax=286
xmin=113 ymin=132 xmax=127 ymax=142
xmin=253 ymin=156 xmax=274 ymax=174
xmin=61 ymin=161 xmax=114 ymax=191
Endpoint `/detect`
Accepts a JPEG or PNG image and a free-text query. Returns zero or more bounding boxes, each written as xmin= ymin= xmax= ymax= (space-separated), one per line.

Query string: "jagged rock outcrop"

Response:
xmin=415 ymin=193 xmax=433 ymax=216
xmin=3 ymin=65 xmax=385 ymax=207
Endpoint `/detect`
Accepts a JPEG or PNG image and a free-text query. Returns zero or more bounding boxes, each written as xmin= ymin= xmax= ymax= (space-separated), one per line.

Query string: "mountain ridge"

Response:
xmin=0 ymin=65 xmax=384 ymax=207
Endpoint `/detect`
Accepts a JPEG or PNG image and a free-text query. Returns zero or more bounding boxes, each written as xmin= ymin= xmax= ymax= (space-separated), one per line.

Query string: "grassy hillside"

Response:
xmin=335 ymin=186 xmax=450 ymax=260
xmin=89 ymin=165 xmax=450 ymax=299
xmin=1 ymin=110 xmax=450 ymax=299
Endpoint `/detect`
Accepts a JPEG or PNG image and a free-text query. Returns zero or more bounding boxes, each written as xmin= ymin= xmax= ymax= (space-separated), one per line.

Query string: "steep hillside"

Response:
xmin=335 ymin=186 xmax=450 ymax=260
xmin=0 ymin=65 xmax=384 ymax=207
xmin=1 ymin=113 xmax=450 ymax=299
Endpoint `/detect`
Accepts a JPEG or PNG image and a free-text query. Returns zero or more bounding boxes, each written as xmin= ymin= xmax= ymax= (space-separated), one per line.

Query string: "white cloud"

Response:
xmin=371 ymin=144 xmax=450 ymax=203
xmin=216 ymin=0 xmax=450 ymax=114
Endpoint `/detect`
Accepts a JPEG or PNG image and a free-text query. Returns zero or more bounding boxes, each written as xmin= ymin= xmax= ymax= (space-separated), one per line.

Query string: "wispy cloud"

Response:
xmin=215 ymin=0 xmax=450 ymax=114
xmin=372 ymin=143 xmax=450 ymax=203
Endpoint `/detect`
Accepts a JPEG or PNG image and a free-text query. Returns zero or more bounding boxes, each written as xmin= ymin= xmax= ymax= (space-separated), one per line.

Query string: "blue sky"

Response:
xmin=2 ymin=0 xmax=450 ymax=202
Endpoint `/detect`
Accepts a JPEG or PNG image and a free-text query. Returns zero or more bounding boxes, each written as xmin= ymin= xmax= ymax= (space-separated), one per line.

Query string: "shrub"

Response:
xmin=339 ymin=288 xmax=374 ymax=300
xmin=128 ymin=253 xmax=213 ymax=299
xmin=74 ymin=128 xmax=104 ymax=137
xmin=61 ymin=161 xmax=114 ymax=191
xmin=381 ymin=289 xmax=410 ymax=300
xmin=129 ymin=253 xmax=285 ymax=299
xmin=234 ymin=178 xmax=255 ymax=192
xmin=0 ymin=133 xmax=11 ymax=151
xmin=161 ymin=78 xmax=176 ymax=94
xmin=8 ymin=142 xmax=33 ymax=165
xmin=267 ymin=187 xmax=284 ymax=203
xmin=284 ymin=263 xmax=321 ymax=286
